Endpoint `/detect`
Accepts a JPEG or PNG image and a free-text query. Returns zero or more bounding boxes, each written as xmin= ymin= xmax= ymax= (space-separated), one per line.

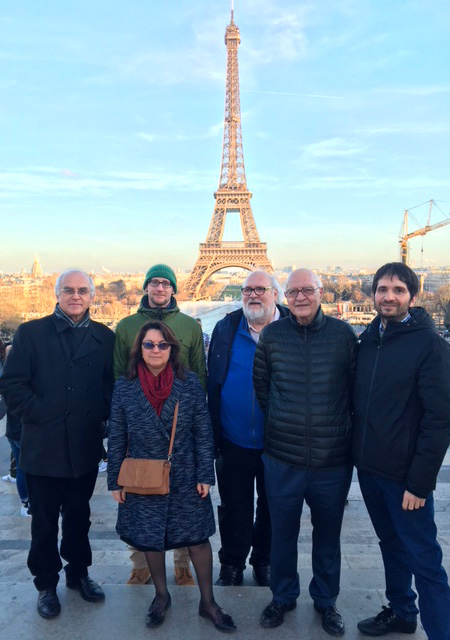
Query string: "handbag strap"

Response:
xmin=167 ymin=401 xmax=179 ymax=461
xmin=125 ymin=400 xmax=179 ymax=458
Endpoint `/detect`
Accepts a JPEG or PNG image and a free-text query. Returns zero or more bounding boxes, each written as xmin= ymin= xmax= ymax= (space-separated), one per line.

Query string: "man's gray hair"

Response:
xmin=243 ymin=270 xmax=282 ymax=297
xmin=55 ymin=270 xmax=95 ymax=297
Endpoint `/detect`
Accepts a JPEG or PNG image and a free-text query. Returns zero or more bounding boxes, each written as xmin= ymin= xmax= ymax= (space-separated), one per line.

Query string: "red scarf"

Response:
xmin=138 ymin=362 xmax=174 ymax=416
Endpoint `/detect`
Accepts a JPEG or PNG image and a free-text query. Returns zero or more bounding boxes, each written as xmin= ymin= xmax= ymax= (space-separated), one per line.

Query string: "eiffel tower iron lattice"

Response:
xmin=184 ymin=6 xmax=273 ymax=300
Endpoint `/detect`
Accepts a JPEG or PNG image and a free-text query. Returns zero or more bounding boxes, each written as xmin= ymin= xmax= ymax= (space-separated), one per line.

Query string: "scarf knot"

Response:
xmin=138 ymin=362 xmax=173 ymax=416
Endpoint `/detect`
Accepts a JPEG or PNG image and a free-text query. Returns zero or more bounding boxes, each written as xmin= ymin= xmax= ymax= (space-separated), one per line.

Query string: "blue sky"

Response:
xmin=1 ymin=0 xmax=450 ymax=273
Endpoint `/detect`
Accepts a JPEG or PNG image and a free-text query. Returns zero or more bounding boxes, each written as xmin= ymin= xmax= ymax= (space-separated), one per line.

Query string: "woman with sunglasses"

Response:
xmin=107 ymin=320 xmax=236 ymax=633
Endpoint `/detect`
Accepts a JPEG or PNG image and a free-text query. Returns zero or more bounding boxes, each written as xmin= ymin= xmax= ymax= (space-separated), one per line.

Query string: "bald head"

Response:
xmin=286 ymin=269 xmax=322 ymax=291
xmin=285 ymin=269 xmax=323 ymax=326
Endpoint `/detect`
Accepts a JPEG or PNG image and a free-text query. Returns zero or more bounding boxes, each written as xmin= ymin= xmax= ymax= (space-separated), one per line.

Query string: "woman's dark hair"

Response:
xmin=0 ymin=338 xmax=6 ymax=363
xmin=127 ymin=320 xmax=185 ymax=380
xmin=371 ymin=262 xmax=419 ymax=298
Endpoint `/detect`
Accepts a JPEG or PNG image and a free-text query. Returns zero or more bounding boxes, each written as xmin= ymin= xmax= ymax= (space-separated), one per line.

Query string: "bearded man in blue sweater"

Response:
xmin=207 ymin=270 xmax=288 ymax=587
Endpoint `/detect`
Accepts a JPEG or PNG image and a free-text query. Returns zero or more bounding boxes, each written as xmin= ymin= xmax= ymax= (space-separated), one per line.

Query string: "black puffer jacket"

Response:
xmin=352 ymin=307 xmax=450 ymax=498
xmin=253 ymin=308 xmax=357 ymax=469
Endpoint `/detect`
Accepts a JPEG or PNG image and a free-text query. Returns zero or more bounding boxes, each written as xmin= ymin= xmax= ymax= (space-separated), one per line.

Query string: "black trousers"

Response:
xmin=26 ymin=468 xmax=98 ymax=591
xmin=215 ymin=436 xmax=271 ymax=570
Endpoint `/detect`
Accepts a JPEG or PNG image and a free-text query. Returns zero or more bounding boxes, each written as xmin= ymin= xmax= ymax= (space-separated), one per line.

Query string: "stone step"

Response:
xmin=0 ymin=584 xmax=427 ymax=640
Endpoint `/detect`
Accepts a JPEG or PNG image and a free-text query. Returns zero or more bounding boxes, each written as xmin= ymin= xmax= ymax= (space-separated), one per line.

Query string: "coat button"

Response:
xmin=67 ymin=387 xmax=72 ymax=391
xmin=69 ymin=363 xmax=74 ymax=368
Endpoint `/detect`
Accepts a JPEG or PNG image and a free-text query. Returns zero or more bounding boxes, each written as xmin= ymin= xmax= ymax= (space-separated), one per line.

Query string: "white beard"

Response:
xmin=244 ymin=303 xmax=273 ymax=324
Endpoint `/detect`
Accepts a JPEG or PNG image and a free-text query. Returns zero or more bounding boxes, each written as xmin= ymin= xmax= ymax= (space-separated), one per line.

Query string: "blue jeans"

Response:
xmin=358 ymin=471 xmax=450 ymax=640
xmin=263 ymin=454 xmax=352 ymax=607
xmin=8 ymin=438 xmax=28 ymax=503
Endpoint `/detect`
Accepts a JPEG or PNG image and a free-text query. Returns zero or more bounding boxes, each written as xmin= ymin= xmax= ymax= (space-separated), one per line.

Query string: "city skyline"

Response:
xmin=2 ymin=0 xmax=450 ymax=273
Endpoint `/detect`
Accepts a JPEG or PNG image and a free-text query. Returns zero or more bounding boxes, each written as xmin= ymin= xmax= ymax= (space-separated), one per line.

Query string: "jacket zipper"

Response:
xmin=358 ymin=342 xmax=381 ymax=464
xmin=305 ymin=328 xmax=311 ymax=468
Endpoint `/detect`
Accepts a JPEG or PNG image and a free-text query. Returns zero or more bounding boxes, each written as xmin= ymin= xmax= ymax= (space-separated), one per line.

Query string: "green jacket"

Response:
xmin=113 ymin=296 xmax=206 ymax=388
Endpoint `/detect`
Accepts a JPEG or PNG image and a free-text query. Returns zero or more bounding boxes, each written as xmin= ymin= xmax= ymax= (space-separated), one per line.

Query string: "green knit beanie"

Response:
xmin=143 ymin=264 xmax=177 ymax=293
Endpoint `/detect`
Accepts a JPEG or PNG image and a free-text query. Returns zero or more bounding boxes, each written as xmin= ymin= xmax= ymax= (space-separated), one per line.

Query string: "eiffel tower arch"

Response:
xmin=184 ymin=7 xmax=273 ymax=300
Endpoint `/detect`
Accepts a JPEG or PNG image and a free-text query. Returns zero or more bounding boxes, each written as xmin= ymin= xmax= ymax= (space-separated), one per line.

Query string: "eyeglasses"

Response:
xmin=142 ymin=341 xmax=171 ymax=351
xmin=61 ymin=287 xmax=91 ymax=296
xmin=148 ymin=279 xmax=172 ymax=289
xmin=285 ymin=287 xmax=319 ymax=299
xmin=241 ymin=286 xmax=273 ymax=297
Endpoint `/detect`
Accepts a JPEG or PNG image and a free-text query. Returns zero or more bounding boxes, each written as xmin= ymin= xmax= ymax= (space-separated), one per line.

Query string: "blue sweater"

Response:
xmin=220 ymin=316 xmax=264 ymax=449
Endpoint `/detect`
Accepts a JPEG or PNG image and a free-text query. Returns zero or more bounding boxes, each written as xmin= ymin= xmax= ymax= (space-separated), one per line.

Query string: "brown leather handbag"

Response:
xmin=117 ymin=402 xmax=178 ymax=495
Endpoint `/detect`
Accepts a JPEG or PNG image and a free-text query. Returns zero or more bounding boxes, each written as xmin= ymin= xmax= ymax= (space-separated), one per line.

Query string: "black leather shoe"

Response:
xmin=66 ymin=575 xmax=105 ymax=602
xmin=146 ymin=593 xmax=171 ymax=628
xmin=314 ymin=604 xmax=345 ymax=636
xmin=199 ymin=602 xmax=237 ymax=633
xmin=252 ymin=564 xmax=270 ymax=587
xmin=357 ymin=606 xmax=417 ymax=636
xmin=260 ymin=600 xmax=296 ymax=628
xmin=215 ymin=564 xmax=243 ymax=586
xmin=37 ymin=588 xmax=61 ymax=619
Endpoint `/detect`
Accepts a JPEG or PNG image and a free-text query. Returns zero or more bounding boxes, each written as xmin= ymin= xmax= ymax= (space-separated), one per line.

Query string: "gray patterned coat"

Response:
xmin=107 ymin=371 xmax=216 ymax=550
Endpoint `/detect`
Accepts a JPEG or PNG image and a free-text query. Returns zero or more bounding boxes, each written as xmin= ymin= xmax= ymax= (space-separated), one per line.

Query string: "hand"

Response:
xmin=112 ymin=489 xmax=126 ymax=503
xmin=196 ymin=483 xmax=210 ymax=498
xmin=402 ymin=490 xmax=425 ymax=510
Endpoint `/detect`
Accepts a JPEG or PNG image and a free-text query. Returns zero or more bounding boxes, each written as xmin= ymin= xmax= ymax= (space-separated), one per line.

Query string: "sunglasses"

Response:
xmin=142 ymin=341 xmax=171 ymax=351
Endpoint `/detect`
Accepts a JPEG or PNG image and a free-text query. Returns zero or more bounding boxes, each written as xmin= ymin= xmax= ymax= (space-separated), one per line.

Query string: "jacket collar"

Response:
xmin=138 ymin=295 xmax=178 ymax=313
xmin=289 ymin=305 xmax=325 ymax=332
xmin=132 ymin=374 xmax=182 ymax=441
xmin=361 ymin=306 xmax=432 ymax=342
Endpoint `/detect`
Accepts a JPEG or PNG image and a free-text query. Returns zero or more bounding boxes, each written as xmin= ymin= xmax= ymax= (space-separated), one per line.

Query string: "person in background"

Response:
xmin=0 ymin=341 xmax=18 ymax=485
xmin=108 ymin=321 xmax=236 ymax=632
xmin=207 ymin=271 xmax=288 ymax=587
xmin=114 ymin=263 xmax=206 ymax=586
xmin=0 ymin=341 xmax=30 ymax=516
xmin=196 ymin=318 xmax=210 ymax=356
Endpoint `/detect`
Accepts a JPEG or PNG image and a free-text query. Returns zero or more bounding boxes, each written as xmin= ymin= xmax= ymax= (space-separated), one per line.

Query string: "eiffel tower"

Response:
xmin=184 ymin=4 xmax=273 ymax=300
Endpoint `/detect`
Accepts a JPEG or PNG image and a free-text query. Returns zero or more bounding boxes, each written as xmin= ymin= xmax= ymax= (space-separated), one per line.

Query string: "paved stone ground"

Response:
xmin=1 ymin=415 xmax=448 ymax=640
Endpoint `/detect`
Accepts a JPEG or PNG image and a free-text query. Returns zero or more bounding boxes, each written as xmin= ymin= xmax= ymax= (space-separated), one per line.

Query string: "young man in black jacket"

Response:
xmin=353 ymin=262 xmax=450 ymax=639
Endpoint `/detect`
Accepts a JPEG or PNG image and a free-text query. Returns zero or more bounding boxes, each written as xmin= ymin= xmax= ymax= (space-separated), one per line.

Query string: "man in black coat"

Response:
xmin=207 ymin=271 xmax=289 ymax=588
xmin=0 ymin=269 xmax=115 ymax=619
xmin=352 ymin=263 xmax=450 ymax=639
xmin=253 ymin=268 xmax=357 ymax=636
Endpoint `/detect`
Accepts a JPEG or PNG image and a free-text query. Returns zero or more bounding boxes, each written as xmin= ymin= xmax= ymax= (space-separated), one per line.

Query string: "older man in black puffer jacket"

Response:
xmin=253 ymin=268 xmax=357 ymax=637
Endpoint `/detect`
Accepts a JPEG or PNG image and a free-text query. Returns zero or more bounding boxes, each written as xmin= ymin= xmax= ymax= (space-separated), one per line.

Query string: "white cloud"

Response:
xmin=137 ymin=133 xmax=159 ymax=142
xmin=355 ymin=124 xmax=450 ymax=136
xmin=292 ymin=175 xmax=450 ymax=191
xmin=303 ymin=137 xmax=363 ymax=158
xmin=0 ymin=167 xmax=215 ymax=197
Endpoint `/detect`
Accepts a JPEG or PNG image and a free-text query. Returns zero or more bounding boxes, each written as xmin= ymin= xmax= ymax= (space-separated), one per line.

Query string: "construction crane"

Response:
xmin=399 ymin=199 xmax=450 ymax=265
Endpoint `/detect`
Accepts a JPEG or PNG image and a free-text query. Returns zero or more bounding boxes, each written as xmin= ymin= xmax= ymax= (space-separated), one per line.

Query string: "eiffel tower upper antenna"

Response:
xmin=231 ymin=0 xmax=234 ymax=23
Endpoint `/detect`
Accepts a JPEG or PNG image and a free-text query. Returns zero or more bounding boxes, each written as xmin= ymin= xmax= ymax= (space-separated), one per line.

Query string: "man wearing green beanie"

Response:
xmin=113 ymin=262 xmax=206 ymax=587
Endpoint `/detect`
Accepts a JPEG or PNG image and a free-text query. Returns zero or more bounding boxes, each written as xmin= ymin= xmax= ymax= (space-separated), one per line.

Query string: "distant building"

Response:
xmin=31 ymin=255 xmax=43 ymax=279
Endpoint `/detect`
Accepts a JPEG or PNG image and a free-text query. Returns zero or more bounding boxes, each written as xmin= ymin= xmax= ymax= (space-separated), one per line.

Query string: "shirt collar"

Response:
xmin=379 ymin=311 xmax=411 ymax=336
xmin=248 ymin=307 xmax=280 ymax=343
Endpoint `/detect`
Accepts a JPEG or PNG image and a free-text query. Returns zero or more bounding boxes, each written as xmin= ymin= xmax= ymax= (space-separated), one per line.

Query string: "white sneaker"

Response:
xmin=20 ymin=501 xmax=31 ymax=517
xmin=98 ymin=461 xmax=107 ymax=473
xmin=2 ymin=474 xmax=17 ymax=484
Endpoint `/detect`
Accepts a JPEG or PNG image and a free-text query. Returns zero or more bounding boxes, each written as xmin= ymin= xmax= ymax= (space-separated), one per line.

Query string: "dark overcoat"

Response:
xmin=0 ymin=314 xmax=115 ymax=477
xmin=107 ymin=371 xmax=216 ymax=550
